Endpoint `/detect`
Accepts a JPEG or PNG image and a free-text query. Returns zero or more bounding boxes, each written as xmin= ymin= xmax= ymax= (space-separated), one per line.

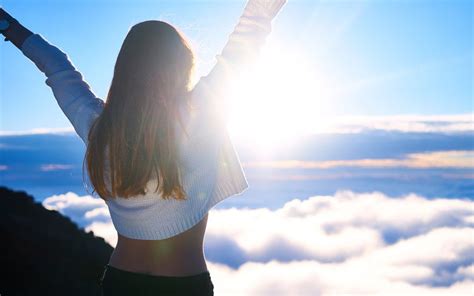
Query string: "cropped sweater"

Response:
xmin=20 ymin=0 xmax=286 ymax=240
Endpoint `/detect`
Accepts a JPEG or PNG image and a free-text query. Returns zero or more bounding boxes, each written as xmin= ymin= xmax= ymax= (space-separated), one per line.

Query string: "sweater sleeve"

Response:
xmin=191 ymin=0 xmax=286 ymax=121
xmin=20 ymin=34 xmax=105 ymax=146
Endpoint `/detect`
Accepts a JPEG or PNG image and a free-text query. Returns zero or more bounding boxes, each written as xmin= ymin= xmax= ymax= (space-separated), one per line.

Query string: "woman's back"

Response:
xmin=103 ymin=86 xmax=247 ymax=277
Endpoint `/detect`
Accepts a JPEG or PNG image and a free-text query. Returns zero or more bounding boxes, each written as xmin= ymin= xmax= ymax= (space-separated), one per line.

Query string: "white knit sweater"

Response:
xmin=21 ymin=0 xmax=286 ymax=240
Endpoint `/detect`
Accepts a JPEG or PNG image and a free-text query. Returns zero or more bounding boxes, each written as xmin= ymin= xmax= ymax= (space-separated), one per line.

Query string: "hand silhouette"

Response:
xmin=242 ymin=0 xmax=287 ymax=19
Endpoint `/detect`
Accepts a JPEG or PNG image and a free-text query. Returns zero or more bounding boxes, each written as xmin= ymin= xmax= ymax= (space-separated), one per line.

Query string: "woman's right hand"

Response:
xmin=242 ymin=0 xmax=287 ymax=20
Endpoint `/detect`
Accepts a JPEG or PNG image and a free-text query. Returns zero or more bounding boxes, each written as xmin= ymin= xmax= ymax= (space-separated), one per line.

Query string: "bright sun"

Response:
xmin=226 ymin=44 xmax=332 ymax=151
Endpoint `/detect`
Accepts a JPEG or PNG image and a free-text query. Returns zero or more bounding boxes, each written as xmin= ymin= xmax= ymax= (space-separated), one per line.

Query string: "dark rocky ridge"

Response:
xmin=0 ymin=186 xmax=113 ymax=295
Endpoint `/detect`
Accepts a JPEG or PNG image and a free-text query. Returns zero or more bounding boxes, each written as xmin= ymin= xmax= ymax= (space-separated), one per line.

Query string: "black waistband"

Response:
xmin=103 ymin=264 xmax=211 ymax=282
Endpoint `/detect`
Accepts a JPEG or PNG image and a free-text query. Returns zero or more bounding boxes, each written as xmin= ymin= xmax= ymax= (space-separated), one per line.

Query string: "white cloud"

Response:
xmin=327 ymin=113 xmax=474 ymax=134
xmin=84 ymin=221 xmax=117 ymax=247
xmin=456 ymin=264 xmax=474 ymax=280
xmin=228 ymin=114 xmax=474 ymax=141
xmin=2 ymin=114 xmax=472 ymax=137
xmin=42 ymin=192 xmax=110 ymax=227
xmin=243 ymin=150 xmax=474 ymax=169
xmin=40 ymin=164 xmax=75 ymax=171
xmin=0 ymin=127 xmax=74 ymax=136
xmin=207 ymin=259 xmax=473 ymax=296
xmin=42 ymin=191 xmax=474 ymax=295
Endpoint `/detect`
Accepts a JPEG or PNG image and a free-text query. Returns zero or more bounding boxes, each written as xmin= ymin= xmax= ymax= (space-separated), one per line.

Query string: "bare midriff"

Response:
xmin=108 ymin=213 xmax=209 ymax=277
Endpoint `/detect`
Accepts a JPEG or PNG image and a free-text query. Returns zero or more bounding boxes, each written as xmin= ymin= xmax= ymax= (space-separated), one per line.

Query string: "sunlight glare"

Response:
xmin=227 ymin=44 xmax=331 ymax=151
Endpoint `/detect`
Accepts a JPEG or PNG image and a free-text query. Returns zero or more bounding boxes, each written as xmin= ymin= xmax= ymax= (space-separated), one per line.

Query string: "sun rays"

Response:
xmin=226 ymin=43 xmax=331 ymax=151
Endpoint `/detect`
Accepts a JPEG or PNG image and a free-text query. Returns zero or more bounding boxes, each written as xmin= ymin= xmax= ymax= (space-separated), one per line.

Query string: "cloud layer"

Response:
xmin=42 ymin=191 xmax=474 ymax=295
xmin=0 ymin=127 xmax=74 ymax=136
xmin=2 ymin=124 xmax=473 ymax=202
xmin=243 ymin=150 xmax=474 ymax=169
xmin=2 ymin=113 xmax=472 ymax=137
xmin=321 ymin=114 xmax=474 ymax=134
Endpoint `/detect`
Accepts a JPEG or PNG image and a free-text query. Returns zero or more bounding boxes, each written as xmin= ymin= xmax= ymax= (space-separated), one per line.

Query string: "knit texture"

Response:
xmin=20 ymin=0 xmax=285 ymax=240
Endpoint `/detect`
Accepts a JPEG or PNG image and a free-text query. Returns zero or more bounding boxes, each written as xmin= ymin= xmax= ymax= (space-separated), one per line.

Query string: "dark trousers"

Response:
xmin=99 ymin=264 xmax=214 ymax=296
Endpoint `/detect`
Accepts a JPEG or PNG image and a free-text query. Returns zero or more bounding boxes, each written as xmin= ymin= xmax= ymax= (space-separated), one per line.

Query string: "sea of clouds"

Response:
xmin=43 ymin=190 xmax=474 ymax=295
xmin=3 ymin=114 xmax=473 ymax=294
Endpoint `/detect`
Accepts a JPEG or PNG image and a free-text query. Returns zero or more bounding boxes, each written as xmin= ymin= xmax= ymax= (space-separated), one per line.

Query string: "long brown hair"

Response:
xmin=84 ymin=20 xmax=195 ymax=200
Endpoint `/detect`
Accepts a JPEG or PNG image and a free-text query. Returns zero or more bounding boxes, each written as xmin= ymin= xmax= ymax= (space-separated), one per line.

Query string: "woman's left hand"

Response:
xmin=0 ymin=7 xmax=33 ymax=49
xmin=0 ymin=8 xmax=16 ymax=28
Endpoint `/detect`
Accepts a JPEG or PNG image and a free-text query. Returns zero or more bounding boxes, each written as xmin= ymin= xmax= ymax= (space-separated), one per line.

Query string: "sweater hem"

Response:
xmin=109 ymin=205 xmax=210 ymax=240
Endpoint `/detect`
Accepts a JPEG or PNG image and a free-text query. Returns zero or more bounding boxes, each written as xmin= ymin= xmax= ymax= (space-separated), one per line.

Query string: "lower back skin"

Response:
xmin=108 ymin=213 xmax=209 ymax=276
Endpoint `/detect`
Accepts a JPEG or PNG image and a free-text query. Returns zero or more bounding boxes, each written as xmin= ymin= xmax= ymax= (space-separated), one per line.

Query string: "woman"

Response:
xmin=0 ymin=0 xmax=286 ymax=295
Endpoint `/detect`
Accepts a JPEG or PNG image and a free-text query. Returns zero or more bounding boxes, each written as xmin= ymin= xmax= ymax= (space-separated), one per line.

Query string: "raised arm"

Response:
xmin=192 ymin=0 xmax=286 ymax=118
xmin=0 ymin=8 xmax=104 ymax=146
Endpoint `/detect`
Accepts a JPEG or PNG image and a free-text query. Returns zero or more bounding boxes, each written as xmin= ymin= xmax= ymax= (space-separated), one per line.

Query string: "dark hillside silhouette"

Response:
xmin=0 ymin=186 xmax=113 ymax=296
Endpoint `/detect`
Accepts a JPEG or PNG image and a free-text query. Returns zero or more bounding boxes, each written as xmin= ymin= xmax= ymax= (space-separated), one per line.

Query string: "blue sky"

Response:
xmin=1 ymin=1 xmax=473 ymax=294
xmin=1 ymin=0 xmax=472 ymax=132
